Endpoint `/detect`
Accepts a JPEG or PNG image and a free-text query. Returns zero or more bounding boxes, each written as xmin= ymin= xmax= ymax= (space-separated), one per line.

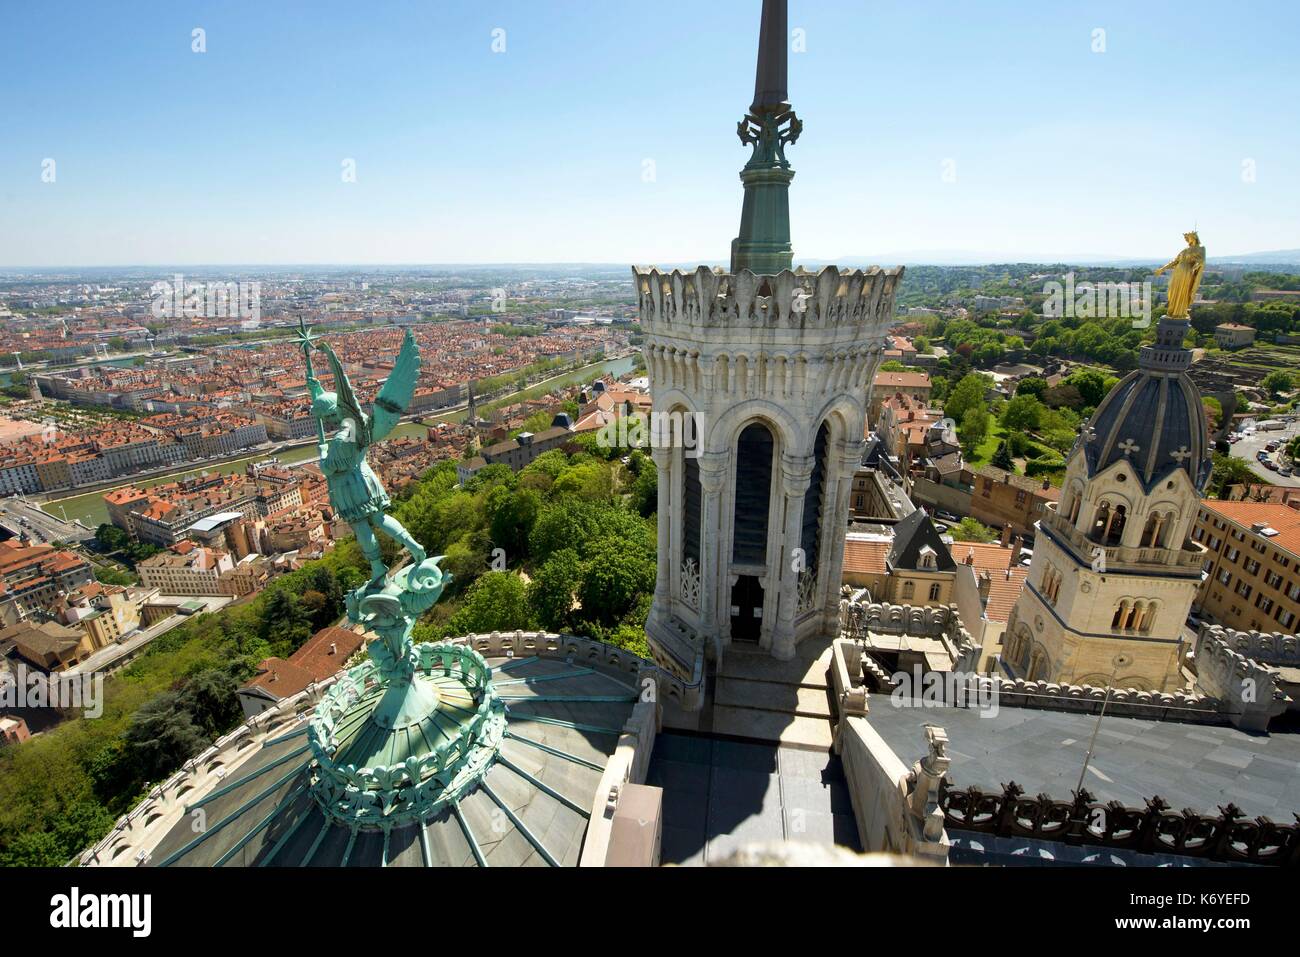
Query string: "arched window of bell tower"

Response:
xmin=799 ymin=422 xmax=830 ymax=578
xmin=732 ymin=421 xmax=776 ymax=564
xmin=1091 ymin=501 xmax=1127 ymax=546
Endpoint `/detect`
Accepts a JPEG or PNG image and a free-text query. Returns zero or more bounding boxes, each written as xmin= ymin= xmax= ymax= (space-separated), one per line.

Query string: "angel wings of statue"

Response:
xmin=304 ymin=326 xmax=426 ymax=585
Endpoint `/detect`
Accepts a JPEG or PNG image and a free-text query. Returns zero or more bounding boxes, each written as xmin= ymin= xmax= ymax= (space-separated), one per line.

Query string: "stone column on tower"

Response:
xmin=650 ymin=445 xmax=673 ymax=610
xmin=696 ymin=451 xmax=730 ymax=639
xmin=772 ymin=452 xmax=814 ymax=660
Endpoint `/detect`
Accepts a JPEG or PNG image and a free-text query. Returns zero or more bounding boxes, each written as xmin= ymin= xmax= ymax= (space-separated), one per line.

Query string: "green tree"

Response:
xmin=991 ymin=440 xmax=1015 ymax=471
xmin=1208 ymin=452 xmax=1260 ymax=499
xmin=1014 ymin=376 xmax=1047 ymax=399
xmin=958 ymin=406 xmax=990 ymax=452
xmin=94 ymin=523 xmax=130 ymax=552
xmin=1064 ymin=369 xmax=1110 ymax=407
xmin=530 ymin=499 xmax=653 ymax=563
xmin=487 ymin=486 xmax=541 ymax=560
xmin=178 ymin=667 xmax=244 ymax=739
xmin=1001 ymin=394 xmax=1044 ymax=432
xmin=552 ymin=460 xmax=616 ymax=501
xmin=575 ymin=538 xmax=656 ymax=629
xmin=445 ymin=572 xmax=534 ymax=634
xmin=629 ymin=464 xmax=657 ymax=518
xmin=1262 ymin=370 xmax=1294 ymax=397
xmin=951 ymin=517 xmax=996 ymax=543
xmin=944 ymin=373 xmax=990 ymax=422
xmin=261 ymin=589 xmax=311 ymax=653
xmin=528 ymin=548 xmax=584 ymax=632
xmin=123 ymin=691 xmax=209 ymax=783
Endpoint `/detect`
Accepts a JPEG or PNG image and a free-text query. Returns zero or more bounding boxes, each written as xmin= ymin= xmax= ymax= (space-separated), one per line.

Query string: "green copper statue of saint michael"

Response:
xmin=297 ymin=318 xmax=427 ymax=586
xmin=294 ymin=322 xmax=502 ymax=816
xmin=295 ymin=318 xmax=452 ymax=733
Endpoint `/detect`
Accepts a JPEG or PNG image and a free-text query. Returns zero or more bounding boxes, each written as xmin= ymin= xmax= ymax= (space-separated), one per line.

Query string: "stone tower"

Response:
xmin=1004 ymin=312 xmax=1211 ymax=691
xmin=637 ymin=0 xmax=902 ymax=706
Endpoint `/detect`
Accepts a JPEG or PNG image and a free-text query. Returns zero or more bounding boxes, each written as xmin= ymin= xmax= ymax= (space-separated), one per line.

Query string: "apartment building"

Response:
xmin=0 ymin=540 xmax=95 ymax=620
xmin=869 ymin=370 xmax=932 ymax=425
xmin=138 ymin=541 xmax=236 ymax=596
xmin=109 ymin=474 xmax=263 ymax=546
xmin=254 ymin=402 xmax=318 ymax=440
xmin=841 ymin=510 xmax=958 ymax=606
xmin=1193 ymin=499 xmax=1300 ymax=632
xmin=969 ymin=466 xmax=1059 ymax=540
xmin=876 ymin=393 xmax=941 ymax=461
xmin=1213 ymin=323 xmax=1256 ymax=350
xmin=0 ymin=454 xmax=41 ymax=495
xmin=480 ymin=425 xmax=573 ymax=472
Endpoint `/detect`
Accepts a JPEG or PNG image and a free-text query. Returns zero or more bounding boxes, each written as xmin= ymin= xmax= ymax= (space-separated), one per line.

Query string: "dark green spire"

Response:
xmin=731 ymin=0 xmax=802 ymax=275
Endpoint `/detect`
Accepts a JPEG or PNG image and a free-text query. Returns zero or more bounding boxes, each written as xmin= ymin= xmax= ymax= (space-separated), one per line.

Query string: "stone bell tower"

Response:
xmin=1004 ymin=311 xmax=1211 ymax=691
xmin=637 ymin=0 xmax=902 ymax=706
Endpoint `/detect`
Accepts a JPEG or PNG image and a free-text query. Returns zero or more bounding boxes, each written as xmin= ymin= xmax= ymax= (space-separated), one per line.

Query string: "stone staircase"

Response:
xmin=708 ymin=642 xmax=836 ymax=750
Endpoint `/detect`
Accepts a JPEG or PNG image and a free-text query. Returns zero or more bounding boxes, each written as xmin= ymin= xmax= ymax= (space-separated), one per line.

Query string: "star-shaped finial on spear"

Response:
xmin=295 ymin=316 xmax=320 ymax=378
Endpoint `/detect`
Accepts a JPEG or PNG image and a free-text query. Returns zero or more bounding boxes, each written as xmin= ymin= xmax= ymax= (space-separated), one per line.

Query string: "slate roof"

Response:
xmin=865 ymin=701 xmax=1300 ymax=821
xmin=1081 ymin=313 xmax=1212 ymax=494
xmin=887 ymin=509 xmax=956 ymax=572
xmin=860 ymin=434 xmax=901 ymax=480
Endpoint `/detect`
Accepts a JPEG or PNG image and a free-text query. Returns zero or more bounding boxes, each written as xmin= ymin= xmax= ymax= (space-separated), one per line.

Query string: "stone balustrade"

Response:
xmin=1040 ymin=508 xmax=1205 ymax=573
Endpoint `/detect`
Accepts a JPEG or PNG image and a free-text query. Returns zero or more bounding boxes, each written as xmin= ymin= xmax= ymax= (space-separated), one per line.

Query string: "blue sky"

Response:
xmin=2 ymin=0 xmax=1297 ymax=266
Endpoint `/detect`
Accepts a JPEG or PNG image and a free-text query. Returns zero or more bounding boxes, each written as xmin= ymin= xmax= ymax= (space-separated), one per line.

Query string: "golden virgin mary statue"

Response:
xmin=1155 ymin=231 xmax=1206 ymax=319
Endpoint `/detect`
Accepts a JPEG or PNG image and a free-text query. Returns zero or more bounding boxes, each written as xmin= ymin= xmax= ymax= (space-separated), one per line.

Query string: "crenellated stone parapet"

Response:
xmin=634 ymin=264 xmax=902 ymax=337
xmin=1193 ymin=623 xmax=1292 ymax=731
xmin=1200 ymin=624 xmax=1300 ymax=666
xmin=832 ymin=632 xmax=1225 ymax=724
xmin=840 ymin=599 xmax=975 ymax=648
xmin=988 ymin=677 xmax=1221 ymax=720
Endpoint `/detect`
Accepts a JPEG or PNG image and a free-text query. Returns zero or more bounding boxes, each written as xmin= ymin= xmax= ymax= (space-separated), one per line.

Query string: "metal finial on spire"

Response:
xmin=731 ymin=0 xmax=801 ymax=274
xmin=751 ymin=0 xmax=789 ymax=115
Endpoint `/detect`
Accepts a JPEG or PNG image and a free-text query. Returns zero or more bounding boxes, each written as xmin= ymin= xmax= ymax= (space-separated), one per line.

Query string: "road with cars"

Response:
xmin=1228 ymin=419 xmax=1300 ymax=488
xmin=0 ymin=495 xmax=96 ymax=544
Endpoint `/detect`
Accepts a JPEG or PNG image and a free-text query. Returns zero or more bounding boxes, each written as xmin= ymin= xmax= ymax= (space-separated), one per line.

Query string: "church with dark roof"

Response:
xmin=1005 ymin=311 xmax=1212 ymax=690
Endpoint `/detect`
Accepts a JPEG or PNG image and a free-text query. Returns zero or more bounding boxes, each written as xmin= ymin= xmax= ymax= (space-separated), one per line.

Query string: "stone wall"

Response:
xmin=830 ymin=640 xmax=950 ymax=864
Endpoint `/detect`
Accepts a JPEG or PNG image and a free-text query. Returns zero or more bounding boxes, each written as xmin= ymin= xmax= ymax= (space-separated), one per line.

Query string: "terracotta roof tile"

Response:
xmin=1200 ymin=499 xmax=1300 ymax=556
xmin=843 ymin=538 xmax=889 ymax=576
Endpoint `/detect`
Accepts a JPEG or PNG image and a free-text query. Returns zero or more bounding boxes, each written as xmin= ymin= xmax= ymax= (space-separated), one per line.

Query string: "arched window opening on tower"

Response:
xmin=1042 ymin=564 xmax=1062 ymax=605
xmin=1139 ymin=510 xmax=1176 ymax=549
xmin=732 ymin=422 xmax=775 ymax=564
xmin=799 ymin=422 xmax=829 ymax=580
xmin=1066 ymin=487 xmax=1083 ymax=525
xmin=1111 ymin=599 xmax=1157 ymax=633
xmin=1092 ymin=501 xmax=1127 ymax=546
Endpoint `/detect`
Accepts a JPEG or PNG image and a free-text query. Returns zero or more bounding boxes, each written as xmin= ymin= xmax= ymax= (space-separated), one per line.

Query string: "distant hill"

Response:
xmin=1210 ymin=249 xmax=1300 ymax=265
xmin=820 ymin=249 xmax=1300 ymax=269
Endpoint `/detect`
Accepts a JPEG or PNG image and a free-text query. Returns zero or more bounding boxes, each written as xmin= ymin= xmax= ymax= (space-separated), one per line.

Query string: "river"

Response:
xmin=41 ymin=353 xmax=638 ymax=528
